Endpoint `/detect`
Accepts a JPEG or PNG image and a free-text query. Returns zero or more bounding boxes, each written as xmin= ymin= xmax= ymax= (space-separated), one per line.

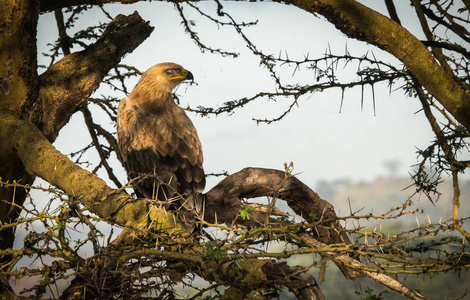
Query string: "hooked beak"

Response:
xmin=184 ymin=69 xmax=194 ymax=81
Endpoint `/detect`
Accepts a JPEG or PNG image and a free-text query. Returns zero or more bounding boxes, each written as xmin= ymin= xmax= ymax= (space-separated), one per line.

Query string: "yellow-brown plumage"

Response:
xmin=117 ymin=62 xmax=205 ymax=218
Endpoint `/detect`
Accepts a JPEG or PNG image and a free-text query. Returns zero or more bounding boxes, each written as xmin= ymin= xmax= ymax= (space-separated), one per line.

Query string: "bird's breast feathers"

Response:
xmin=118 ymin=96 xmax=203 ymax=165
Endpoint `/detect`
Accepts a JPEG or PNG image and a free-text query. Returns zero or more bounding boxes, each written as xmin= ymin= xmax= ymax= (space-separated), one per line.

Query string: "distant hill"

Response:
xmin=310 ymin=175 xmax=470 ymax=299
xmin=316 ymin=175 xmax=470 ymax=225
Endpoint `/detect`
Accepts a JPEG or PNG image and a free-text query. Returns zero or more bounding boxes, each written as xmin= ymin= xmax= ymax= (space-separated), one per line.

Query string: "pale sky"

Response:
xmin=36 ymin=1 xmax=441 ymax=195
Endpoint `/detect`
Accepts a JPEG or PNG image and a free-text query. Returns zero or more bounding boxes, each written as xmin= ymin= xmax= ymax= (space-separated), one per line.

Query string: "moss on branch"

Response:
xmin=0 ymin=112 xmax=152 ymax=232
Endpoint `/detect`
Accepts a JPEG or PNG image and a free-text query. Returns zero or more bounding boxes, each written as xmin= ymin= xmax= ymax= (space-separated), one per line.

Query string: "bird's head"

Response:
xmin=140 ymin=62 xmax=194 ymax=91
xmin=128 ymin=63 xmax=194 ymax=110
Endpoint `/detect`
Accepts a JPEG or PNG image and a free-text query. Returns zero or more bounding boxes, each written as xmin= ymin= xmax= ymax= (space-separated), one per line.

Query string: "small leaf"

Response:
xmin=239 ymin=205 xmax=254 ymax=220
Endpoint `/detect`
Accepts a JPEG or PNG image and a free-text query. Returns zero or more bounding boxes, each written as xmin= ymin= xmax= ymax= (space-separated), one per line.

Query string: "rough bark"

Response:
xmin=206 ymin=167 xmax=348 ymax=245
xmin=0 ymin=0 xmax=39 ymax=219
xmin=0 ymin=11 xmax=153 ymax=292
xmin=0 ymin=0 xmax=39 ymax=295
xmin=24 ymin=11 xmax=154 ymax=141
xmin=206 ymin=167 xmax=362 ymax=281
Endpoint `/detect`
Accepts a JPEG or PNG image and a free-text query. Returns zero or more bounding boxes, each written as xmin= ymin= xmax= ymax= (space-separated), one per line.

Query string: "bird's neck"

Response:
xmin=130 ymin=83 xmax=175 ymax=113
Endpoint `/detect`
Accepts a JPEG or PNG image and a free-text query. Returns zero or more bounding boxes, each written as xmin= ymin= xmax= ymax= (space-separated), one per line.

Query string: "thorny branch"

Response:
xmin=176 ymin=2 xmax=410 ymax=122
xmin=411 ymin=77 xmax=470 ymax=243
xmin=2 ymin=175 xmax=467 ymax=299
xmin=6 ymin=1 xmax=469 ymax=299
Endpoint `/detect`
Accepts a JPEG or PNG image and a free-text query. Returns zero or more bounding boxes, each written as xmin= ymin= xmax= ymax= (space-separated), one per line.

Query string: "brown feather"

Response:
xmin=117 ymin=63 xmax=205 ymax=218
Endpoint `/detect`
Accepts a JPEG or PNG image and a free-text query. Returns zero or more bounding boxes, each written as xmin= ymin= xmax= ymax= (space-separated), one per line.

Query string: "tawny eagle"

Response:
xmin=117 ymin=62 xmax=205 ymax=219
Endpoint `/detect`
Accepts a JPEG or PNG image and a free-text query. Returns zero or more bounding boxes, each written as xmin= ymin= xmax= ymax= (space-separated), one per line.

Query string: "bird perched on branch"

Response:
xmin=117 ymin=62 xmax=205 ymax=223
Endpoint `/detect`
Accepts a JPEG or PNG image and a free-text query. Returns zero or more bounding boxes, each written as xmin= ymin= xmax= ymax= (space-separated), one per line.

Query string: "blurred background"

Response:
xmin=16 ymin=1 xmax=469 ymax=298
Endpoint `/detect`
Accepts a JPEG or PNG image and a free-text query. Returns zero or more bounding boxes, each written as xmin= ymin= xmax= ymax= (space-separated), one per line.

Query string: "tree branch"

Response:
xmin=81 ymin=103 xmax=123 ymax=188
xmin=206 ymin=167 xmax=363 ymax=281
xmin=276 ymin=0 xmax=470 ymax=130
xmin=0 ymin=112 xmax=186 ymax=236
xmin=23 ymin=11 xmax=154 ymax=142
xmin=39 ymin=0 xmax=142 ymax=13
xmin=206 ymin=167 xmax=348 ymax=244
xmin=384 ymin=0 xmax=401 ymax=25
xmin=300 ymin=234 xmax=430 ymax=300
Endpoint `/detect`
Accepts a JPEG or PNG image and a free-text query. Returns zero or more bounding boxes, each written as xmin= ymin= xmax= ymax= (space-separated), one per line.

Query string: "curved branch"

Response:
xmin=205 ymin=167 xmax=362 ymax=281
xmin=23 ymin=11 xmax=154 ymax=141
xmin=0 ymin=112 xmax=187 ymax=236
xmin=206 ymin=167 xmax=348 ymax=244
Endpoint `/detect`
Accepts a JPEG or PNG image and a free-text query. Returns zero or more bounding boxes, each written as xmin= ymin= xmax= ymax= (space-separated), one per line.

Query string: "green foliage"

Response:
xmin=309 ymin=212 xmax=318 ymax=221
xmin=239 ymin=205 xmax=255 ymax=220
xmin=205 ymin=240 xmax=225 ymax=261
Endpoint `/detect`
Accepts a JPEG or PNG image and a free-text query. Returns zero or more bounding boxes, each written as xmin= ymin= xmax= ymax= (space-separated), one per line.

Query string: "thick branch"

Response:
xmin=0 ymin=112 xmax=187 ymax=236
xmin=39 ymin=0 xmax=142 ymax=12
xmin=23 ymin=11 xmax=154 ymax=141
xmin=205 ymin=167 xmax=362 ymax=281
xmin=278 ymin=0 xmax=470 ymax=130
xmin=206 ymin=167 xmax=348 ymax=245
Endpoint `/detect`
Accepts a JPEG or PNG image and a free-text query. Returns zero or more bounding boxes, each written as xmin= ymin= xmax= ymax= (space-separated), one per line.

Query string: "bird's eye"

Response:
xmin=165 ymin=69 xmax=174 ymax=75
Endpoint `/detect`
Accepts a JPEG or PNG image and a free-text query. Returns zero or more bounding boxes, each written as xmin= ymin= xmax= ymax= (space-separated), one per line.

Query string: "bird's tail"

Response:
xmin=191 ymin=188 xmax=205 ymax=235
xmin=177 ymin=188 xmax=205 ymax=234
xmin=193 ymin=187 xmax=205 ymax=221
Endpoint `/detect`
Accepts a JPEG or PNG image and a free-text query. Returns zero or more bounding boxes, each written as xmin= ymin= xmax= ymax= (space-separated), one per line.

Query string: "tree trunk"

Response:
xmin=0 ymin=0 xmax=39 ymax=295
xmin=0 ymin=6 xmax=153 ymax=294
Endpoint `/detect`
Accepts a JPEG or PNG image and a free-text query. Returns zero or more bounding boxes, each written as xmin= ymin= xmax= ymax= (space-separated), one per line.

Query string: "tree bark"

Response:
xmin=0 ymin=0 xmax=40 ymax=295
xmin=23 ymin=11 xmax=154 ymax=142
xmin=0 ymin=10 xmax=153 ymax=293
xmin=0 ymin=0 xmax=39 ymax=218
xmin=206 ymin=167 xmax=349 ymax=245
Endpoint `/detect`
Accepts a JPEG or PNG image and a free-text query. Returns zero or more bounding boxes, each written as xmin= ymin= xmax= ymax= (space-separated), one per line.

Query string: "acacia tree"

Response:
xmin=0 ymin=0 xmax=469 ymax=299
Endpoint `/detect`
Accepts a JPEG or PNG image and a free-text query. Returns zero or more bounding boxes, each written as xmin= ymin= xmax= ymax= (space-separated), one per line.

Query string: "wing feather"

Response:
xmin=117 ymin=95 xmax=205 ymax=216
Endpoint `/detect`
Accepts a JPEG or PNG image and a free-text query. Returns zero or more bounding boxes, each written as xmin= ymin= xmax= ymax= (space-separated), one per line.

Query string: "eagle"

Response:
xmin=117 ymin=62 xmax=205 ymax=222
